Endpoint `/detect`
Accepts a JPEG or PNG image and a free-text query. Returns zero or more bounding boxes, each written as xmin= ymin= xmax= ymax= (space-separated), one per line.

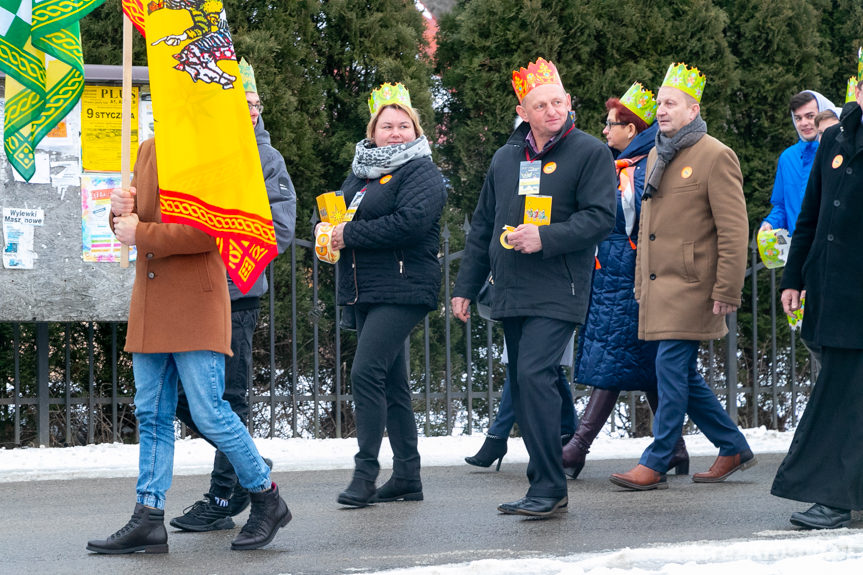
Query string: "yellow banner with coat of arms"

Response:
xmin=138 ymin=1 xmax=276 ymax=294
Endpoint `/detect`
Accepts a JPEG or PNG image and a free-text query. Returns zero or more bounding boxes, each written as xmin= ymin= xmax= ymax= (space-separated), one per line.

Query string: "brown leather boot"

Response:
xmin=609 ymin=464 xmax=667 ymax=490
xmin=562 ymin=388 xmax=620 ymax=479
xmin=692 ymin=449 xmax=757 ymax=483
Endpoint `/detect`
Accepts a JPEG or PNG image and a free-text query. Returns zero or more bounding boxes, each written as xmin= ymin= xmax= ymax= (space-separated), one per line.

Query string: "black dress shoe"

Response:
xmin=497 ymin=495 xmax=568 ymax=517
xmin=790 ymin=503 xmax=851 ymax=529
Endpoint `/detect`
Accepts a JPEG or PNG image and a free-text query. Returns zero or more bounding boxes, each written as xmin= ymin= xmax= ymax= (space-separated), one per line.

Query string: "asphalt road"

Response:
xmin=1 ymin=453 xmax=851 ymax=574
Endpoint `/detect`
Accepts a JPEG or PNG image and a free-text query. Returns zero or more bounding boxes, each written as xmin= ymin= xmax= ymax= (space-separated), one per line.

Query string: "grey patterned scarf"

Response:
xmin=351 ymin=135 xmax=432 ymax=179
xmin=644 ymin=114 xmax=707 ymax=198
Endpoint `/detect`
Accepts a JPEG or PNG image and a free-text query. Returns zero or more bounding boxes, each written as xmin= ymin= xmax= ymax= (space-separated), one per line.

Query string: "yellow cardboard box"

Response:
xmin=317 ymin=192 xmax=347 ymax=224
xmin=524 ymin=195 xmax=552 ymax=226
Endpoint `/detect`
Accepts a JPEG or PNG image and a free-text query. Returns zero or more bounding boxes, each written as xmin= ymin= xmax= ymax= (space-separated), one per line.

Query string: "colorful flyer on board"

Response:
xmin=81 ymin=174 xmax=137 ymax=262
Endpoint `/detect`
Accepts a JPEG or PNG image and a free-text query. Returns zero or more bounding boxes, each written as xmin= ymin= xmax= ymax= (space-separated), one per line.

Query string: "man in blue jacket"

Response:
xmin=452 ymin=58 xmax=616 ymax=517
xmin=171 ymin=59 xmax=297 ymax=532
xmin=760 ymin=91 xmax=840 ymax=236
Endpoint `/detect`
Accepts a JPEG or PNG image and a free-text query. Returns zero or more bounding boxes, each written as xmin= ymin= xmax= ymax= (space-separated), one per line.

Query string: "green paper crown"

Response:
xmin=858 ymin=46 xmax=863 ymax=81
xmin=368 ymin=82 xmax=412 ymax=116
xmin=239 ymin=58 xmax=257 ymax=94
xmin=846 ymin=76 xmax=857 ymax=104
xmin=661 ymin=62 xmax=706 ymax=102
xmin=843 ymin=48 xmax=863 ymax=104
xmin=620 ymin=82 xmax=657 ymax=125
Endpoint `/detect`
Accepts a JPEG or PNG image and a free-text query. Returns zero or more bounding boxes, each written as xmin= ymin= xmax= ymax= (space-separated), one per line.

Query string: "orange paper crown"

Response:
xmin=512 ymin=58 xmax=562 ymax=103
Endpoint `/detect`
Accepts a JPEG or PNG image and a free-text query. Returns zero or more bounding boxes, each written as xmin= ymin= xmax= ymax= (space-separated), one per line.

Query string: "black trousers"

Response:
xmin=772 ymin=345 xmax=863 ymax=510
xmin=351 ymin=303 xmax=427 ymax=483
xmin=176 ymin=306 xmax=259 ymax=499
xmin=502 ymin=316 xmax=576 ymax=499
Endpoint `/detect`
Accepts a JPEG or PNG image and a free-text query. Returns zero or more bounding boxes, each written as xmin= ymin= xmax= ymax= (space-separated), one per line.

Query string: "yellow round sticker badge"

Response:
xmin=380 ymin=175 xmax=392 ymax=184
xmin=832 ymin=155 xmax=844 ymax=169
xmin=681 ymin=166 xmax=693 ymax=179
xmin=543 ymin=162 xmax=557 ymax=174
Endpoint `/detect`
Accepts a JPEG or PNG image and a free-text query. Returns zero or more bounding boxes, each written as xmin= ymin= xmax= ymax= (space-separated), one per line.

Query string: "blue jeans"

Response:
xmin=133 ymin=351 xmax=271 ymax=510
xmin=487 ymin=365 xmax=576 ymax=438
xmin=175 ymin=306 xmax=260 ymax=499
xmin=640 ymin=340 xmax=750 ymax=472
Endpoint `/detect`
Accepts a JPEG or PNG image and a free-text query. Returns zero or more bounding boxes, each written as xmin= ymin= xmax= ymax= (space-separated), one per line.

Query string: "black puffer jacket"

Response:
xmin=337 ymin=155 xmax=447 ymax=310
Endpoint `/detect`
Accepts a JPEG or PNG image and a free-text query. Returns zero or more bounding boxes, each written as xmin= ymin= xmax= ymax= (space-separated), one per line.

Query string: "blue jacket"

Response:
xmin=574 ymin=124 xmax=659 ymax=391
xmin=762 ymin=139 xmax=818 ymax=236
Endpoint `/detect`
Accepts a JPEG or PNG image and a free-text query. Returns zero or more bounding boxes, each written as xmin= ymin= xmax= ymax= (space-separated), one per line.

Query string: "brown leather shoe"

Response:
xmin=610 ymin=464 xmax=667 ymax=491
xmin=692 ymin=449 xmax=757 ymax=483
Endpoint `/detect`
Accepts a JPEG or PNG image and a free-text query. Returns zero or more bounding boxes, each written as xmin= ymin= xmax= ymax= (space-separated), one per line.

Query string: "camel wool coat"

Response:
xmin=119 ymin=138 xmax=232 ymax=355
xmin=634 ymin=134 xmax=749 ymax=341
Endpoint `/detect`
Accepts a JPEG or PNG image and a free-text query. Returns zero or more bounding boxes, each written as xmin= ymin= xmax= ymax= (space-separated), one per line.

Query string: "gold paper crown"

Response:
xmin=620 ymin=82 xmax=657 ymax=125
xmin=661 ymin=62 xmax=706 ymax=102
xmin=239 ymin=57 xmax=257 ymax=93
xmin=368 ymin=82 xmax=412 ymax=116
xmin=511 ymin=58 xmax=562 ymax=103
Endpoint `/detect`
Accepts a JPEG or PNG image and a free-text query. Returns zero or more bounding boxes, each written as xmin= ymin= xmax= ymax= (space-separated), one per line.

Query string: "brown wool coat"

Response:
xmin=118 ymin=138 xmax=232 ymax=355
xmin=634 ymin=134 xmax=749 ymax=341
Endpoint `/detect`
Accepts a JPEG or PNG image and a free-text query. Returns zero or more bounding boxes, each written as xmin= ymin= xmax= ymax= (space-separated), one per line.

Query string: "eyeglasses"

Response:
xmin=248 ymin=102 xmax=264 ymax=113
xmin=604 ymin=120 xmax=628 ymax=127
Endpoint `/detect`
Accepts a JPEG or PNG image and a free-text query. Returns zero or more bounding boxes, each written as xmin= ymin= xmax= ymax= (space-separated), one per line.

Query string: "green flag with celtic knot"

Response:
xmin=1 ymin=0 xmax=104 ymax=181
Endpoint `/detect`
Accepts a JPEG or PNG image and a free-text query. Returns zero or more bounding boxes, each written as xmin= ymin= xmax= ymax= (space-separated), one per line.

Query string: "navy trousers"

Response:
xmin=502 ymin=316 xmax=576 ymax=499
xmin=640 ymin=339 xmax=749 ymax=473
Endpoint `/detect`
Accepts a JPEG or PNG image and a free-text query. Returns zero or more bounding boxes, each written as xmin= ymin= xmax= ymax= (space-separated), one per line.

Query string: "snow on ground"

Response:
xmin=0 ymin=426 xmax=793 ymax=483
xmin=356 ymin=530 xmax=863 ymax=575
xmin=3 ymin=427 xmax=862 ymax=574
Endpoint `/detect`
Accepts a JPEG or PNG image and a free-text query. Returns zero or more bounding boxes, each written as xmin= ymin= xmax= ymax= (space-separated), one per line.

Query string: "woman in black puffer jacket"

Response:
xmin=323 ymin=83 xmax=446 ymax=508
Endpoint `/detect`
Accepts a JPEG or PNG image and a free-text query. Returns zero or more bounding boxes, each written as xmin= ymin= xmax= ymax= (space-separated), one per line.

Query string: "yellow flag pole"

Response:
xmin=119 ymin=13 xmax=133 ymax=268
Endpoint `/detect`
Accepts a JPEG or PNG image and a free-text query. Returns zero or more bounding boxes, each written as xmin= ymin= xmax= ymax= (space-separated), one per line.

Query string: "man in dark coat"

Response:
xmin=452 ymin=58 xmax=616 ymax=517
xmin=771 ymin=79 xmax=863 ymax=530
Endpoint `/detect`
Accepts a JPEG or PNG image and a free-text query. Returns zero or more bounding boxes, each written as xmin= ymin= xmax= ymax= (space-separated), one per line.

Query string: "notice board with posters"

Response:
xmin=0 ymin=66 xmax=152 ymax=322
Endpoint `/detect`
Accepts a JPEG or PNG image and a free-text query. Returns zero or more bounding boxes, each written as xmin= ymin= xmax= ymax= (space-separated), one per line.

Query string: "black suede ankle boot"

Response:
xmin=337 ymin=476 xmax=377 ymax=507
xmin=87 ymin=503 xmax=168 ymax=554
xmin=373 ymin=476 xmax=423 ymax=502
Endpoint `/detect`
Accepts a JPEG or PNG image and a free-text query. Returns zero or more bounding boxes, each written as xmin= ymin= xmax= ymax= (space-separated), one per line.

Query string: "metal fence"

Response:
xmin=0 ymin=225 xmax=814 ymax=448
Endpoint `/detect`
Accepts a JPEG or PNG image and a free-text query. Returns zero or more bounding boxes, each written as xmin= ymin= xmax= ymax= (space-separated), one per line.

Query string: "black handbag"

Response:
xmin=476 ymin=273 xmax=495 ymax=322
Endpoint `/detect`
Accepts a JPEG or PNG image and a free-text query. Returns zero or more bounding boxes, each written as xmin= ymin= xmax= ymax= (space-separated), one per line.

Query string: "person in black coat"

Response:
xmin=771 ymin=83 xmax=863 ymax=529
xmin=321 ymin=83 xmax=447 ymax=508
xmin=453 ymin=58 xmax=616 ymax=517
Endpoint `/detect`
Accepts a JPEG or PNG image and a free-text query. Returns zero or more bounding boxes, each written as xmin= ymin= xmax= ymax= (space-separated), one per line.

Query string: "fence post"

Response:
xmin=36 ymin=323 xmax=50 ymax=447
xmin=726 ymin=312 xmax=738 ymax=424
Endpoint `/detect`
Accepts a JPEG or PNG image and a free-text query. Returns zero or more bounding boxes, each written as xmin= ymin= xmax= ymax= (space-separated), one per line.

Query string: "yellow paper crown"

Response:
xmin=511 ymin=58 xmax=562 ymax=103
xmin=620 ymin=82 xmax=657 ymax=125
xmin=239 ymin=58 xmax=257 ymax=93
xmin=368 ymin=82 xmax=412 ymax=116
xmin=661 ymin=62 xmax=706 ymax=102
